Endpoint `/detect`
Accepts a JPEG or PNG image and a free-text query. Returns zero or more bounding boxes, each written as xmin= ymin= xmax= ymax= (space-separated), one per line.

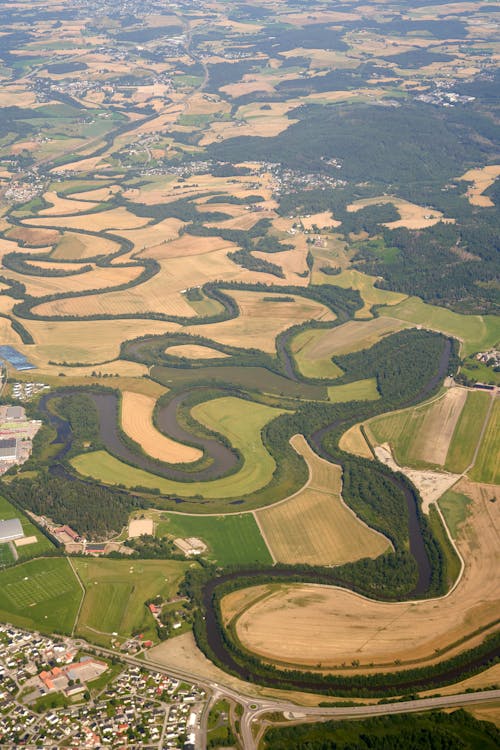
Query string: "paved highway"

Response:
xmin=75 ymin=640 xmax=500 ymax=750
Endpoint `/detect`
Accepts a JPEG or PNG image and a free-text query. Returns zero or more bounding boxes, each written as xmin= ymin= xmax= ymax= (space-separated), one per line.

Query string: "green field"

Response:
xmin=0 ymin=495 xmax=54 ymax=560
xmin=73 ymin=558 xmax=190 ymax=643
xmin=379 ymin=297 xmax=500 ymax=356
xmin=366 ymin=404 xmax=428 ymax=467
xmin=438 ymin=490 xmax=472 ymax=540
xmin=0 ymin=558 xmax=81 ymax=634
xmin=290 ymin=328 xmax=344 ymax=379
xmin=328 ymin=378 xmax=380 ymax=403
xmin=72 ymin=397 xmax=287 ymax=501
xmin=313 ymin=268 xmax=407 ymax=317
xmin=0 ymin=543 xmax=15 ymax=566
xmin=460 ymin=356 xmax=500 ymax=386
xmin=157 ymin=512 xmax=272 ymax=566
xmin=445 ymin=391 xmax=491 ymax=473
xmin=469 ymin=397 xmax=499 ymax=484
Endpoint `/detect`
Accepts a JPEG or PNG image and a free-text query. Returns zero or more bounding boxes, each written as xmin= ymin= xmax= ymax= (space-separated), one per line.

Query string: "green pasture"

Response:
xmin=157 ymin=512 xmax=272 ymax=566
xmin=73 ymin=558 xmax=190 ymax=643
xmin=445 ymin=391 xmax=491 ymax=473
xmin=366 ymin=404 xmax=428 ymax=468
xmin=438 ymin=490 xmax=472 ymax=540
xmin=328 ymin=378 xmax=380 ymax=403
xmin=0 ymin=495 xmax=54 ymax=560
xmin=0 ymin=558 xmax=81 ymax=634
xmin=379 ymin=297 xmax=500 ymax=356
xmin=469 ymin=397 xmax=499 ymax=484
xmin=460 ymin=356 xmax=500 ymax=386
xmin=72 ymin=397 xmax=287 ymax=501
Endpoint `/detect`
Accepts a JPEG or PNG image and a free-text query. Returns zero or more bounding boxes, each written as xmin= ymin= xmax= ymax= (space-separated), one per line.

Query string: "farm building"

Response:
xmin=0 ymin=518 xmax=24 ymax=543
xmin=0 ymin=438 xmax=17 ymax=461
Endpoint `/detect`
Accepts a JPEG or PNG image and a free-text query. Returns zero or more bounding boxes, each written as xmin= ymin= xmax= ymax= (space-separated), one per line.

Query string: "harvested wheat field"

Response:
xmin=39 ymin=191 xmax=99 ymax=216
xmin=187 ymin=290 xmax=334 ymax=353
xmin=347 ymin=196 xmax=453 ymax=229
xmin=299 ymin=211 xmax=340 ymax=230
xmin=141 ymin=234 xmax=236 ymax=261
xmin=5 ymin=262 xmax=142 ymax=299
xmin=165 ymin=344 xmax=229 ymax=359
xmin=26 ymin=207 xmax=150 ymax=231
xmin=256 ymin=435 xmax=389 ymax=565
xmin=23 ymin=318 xmax=180 ymax=367
xmin=121 ymin=391 xmax=202 ymax=464
xmin=119 ymin=217 xmax=184 ymax=252
xmin=461 ymin=165 xmax=500 ymax=206
xmin=231 ymin=477 xmax=499 ymax=668
xmin=51 ymin=231 xmax=119 ymax=260
xmin=339 ymin=424 xmax=373 ymax=459
xmin=6 ymin=226 xmax=60 ymax=247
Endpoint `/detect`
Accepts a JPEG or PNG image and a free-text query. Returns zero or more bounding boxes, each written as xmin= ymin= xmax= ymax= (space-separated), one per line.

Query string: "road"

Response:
xmin=72 ymin=639 xmax=500 ymax=749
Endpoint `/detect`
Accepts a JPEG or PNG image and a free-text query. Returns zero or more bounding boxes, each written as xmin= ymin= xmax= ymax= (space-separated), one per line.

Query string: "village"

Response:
xmin=0 ymin=624 xmax=206 ymax=749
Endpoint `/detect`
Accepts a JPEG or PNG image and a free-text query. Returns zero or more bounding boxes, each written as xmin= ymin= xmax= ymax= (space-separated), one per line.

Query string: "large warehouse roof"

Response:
xmin=0 ymin=518 xmax=24 ymax=542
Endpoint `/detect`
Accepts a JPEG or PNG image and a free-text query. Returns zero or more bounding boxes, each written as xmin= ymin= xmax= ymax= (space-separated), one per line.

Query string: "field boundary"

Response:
xmin=67 ymin=556 xmax=86 ymax=637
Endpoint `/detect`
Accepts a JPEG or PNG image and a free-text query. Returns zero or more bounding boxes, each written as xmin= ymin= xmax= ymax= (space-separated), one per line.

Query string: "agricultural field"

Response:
xmin=346 ymin=196 xmax=453 ymax=229
xmin=120 ymin=391 xmax=202 ymax=464
xmin=365 ymin=387 xmax=485 ymax=471
xmin=227 ymin=475 xmax=500 ymax=668
xmin=72 ymin=397 xmax=287 ymax=502
xmin=156 ymin=513 xmax=272 ymax=566
xmin=328 ymin=378 xmax=379 ymax=403
xmin=469 ymin=397 xmax=500 ymax=485
xmin=338 ymin=424 xmax=373 ymax=459
xmin=438 ymin=489 xmax=472 ymax=540
xmin=164 ymin=344 xmax=229 ymax=360
xmin=0 ymin=495 xmax=54 ymax=560
xmin=256 ymin=436 xmax=389 ymax=565
xmin=73 ymin=558 xmax=190 ymax=643
xmin=379 ymin=297 xmax=500 ymax=356
xmin=461 ymin=165 xmax=500 ymax=207
xmin=313 ymin=269 xmax=407 ymax=318
xmin=0 ymin=558 xmax=81 ymax=634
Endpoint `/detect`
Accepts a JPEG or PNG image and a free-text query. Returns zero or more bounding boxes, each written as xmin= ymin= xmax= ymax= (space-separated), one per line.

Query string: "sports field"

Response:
xmin=469 ymin=397 xmax=499 ymax=484
xmin=0 ymin=495 xmax=54 ymax=560
xmin=157 ymin=513 xmax=272 ymax=566
xmin=256 ymin=435 xmax=389 ymax=565
xmin=379 ymin=297 xmax=500 ymax=356
xmin=72 ymin=397 xmax=287 ymax=501
xmin=73 ymin=558 xmax=190 ymax=641
xmin=328 ymin=378 xmax=379 ymax=403
xmin=0 ymin=558 xmax=81 ymax=634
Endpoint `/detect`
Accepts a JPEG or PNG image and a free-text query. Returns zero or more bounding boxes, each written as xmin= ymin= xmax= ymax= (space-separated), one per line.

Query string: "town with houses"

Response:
xmin=0 ymin=624 xmax=206 ymax=749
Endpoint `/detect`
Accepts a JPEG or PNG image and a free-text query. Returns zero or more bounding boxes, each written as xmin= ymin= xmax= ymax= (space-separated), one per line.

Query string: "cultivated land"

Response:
xmin=366 ymin=387 xmax=471 ymax=470
xmin=470 ymin=397 xmax=499 ymax=485
xmin=379 ymin=297 xmax=500 ymax=356
xmin=338 ymin=424 xmax=373 ymax=459
xmin=164 ymin=344 xmax=229 ymax=359
xmin=73 ymin=558 xmax=190 ymax=643
xmin=71 ymin=397 xmax=287 ymax=502
xmin=328 ymin=378 xmax=380 ymax=403
xmin=120 ymin=391 xmax=202 ymax=464
xmin=256 ymin=435 xmax=389 ymax=566
xmin=461 ymin=165 xmax=500 ymax=207
xmin=228 ymin=476 xmax=500 ymax=669
xmin=445 ymin=391 xmax=492 ymax=474
xmin=0 ymin=558 xmax=81 ymax=634
xmin=346 ymin=196 xmax=453 ymax=229
xmin=314 ymin=270 xmax=407 ymax=318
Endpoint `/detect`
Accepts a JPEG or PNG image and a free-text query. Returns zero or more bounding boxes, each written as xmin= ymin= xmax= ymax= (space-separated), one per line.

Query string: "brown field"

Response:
xmin=346 ymin=196 xmax=453 ymax=229
xmin=51 ymin=231 xmax=119 ymax=260
xmin=140 ymin=234 xmax=236 ymax=261
xmin=4 ymin=262 xmax=142 ymax=299
xmin=39 ymin=191 xmax=99 ymax=216
xmin=165 ymin=344 xmax=229 ymax=359
xmin=256 ymin=435 xmax=389 ymax=565
xmin=230 ymin=476 xmax=499 ymax=668
xmin=18 ymin=318 xmax=180 ymax=368
xmin=26 ymin=207 xmax=150 ymax=231
xmin=199 ymin=112 xmax=296 ymax=145
xmin=51 ymin=154 xmax=112 ymax=174
xmin=461 ymin=165 xmax=500 ymax=207
xmin=187 ymin=290 xmax=335 ymax=353
xmin=68 ymin=185 xmax=121 ymax=202
xmin=300 ymin=211 xmax=340 ymax=230
xmin=413 ymin=388 xmax=468 ymax=466
xmin=118 ymin=217 xmax=185 ymax=252
xmin=338 ymin=424 xmax=373 ymax=459
xmin=121 ymin=391 xmax=202 ymax=464
xmin=36 ymin=248 xmax=318 ymax=321
xmin=6 ymin=226 xmax=60 ymax=247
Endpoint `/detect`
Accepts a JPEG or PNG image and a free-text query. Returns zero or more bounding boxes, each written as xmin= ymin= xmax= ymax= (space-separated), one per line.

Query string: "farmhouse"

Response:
xmin=0 ymin=518 xmax=24 ymax=543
